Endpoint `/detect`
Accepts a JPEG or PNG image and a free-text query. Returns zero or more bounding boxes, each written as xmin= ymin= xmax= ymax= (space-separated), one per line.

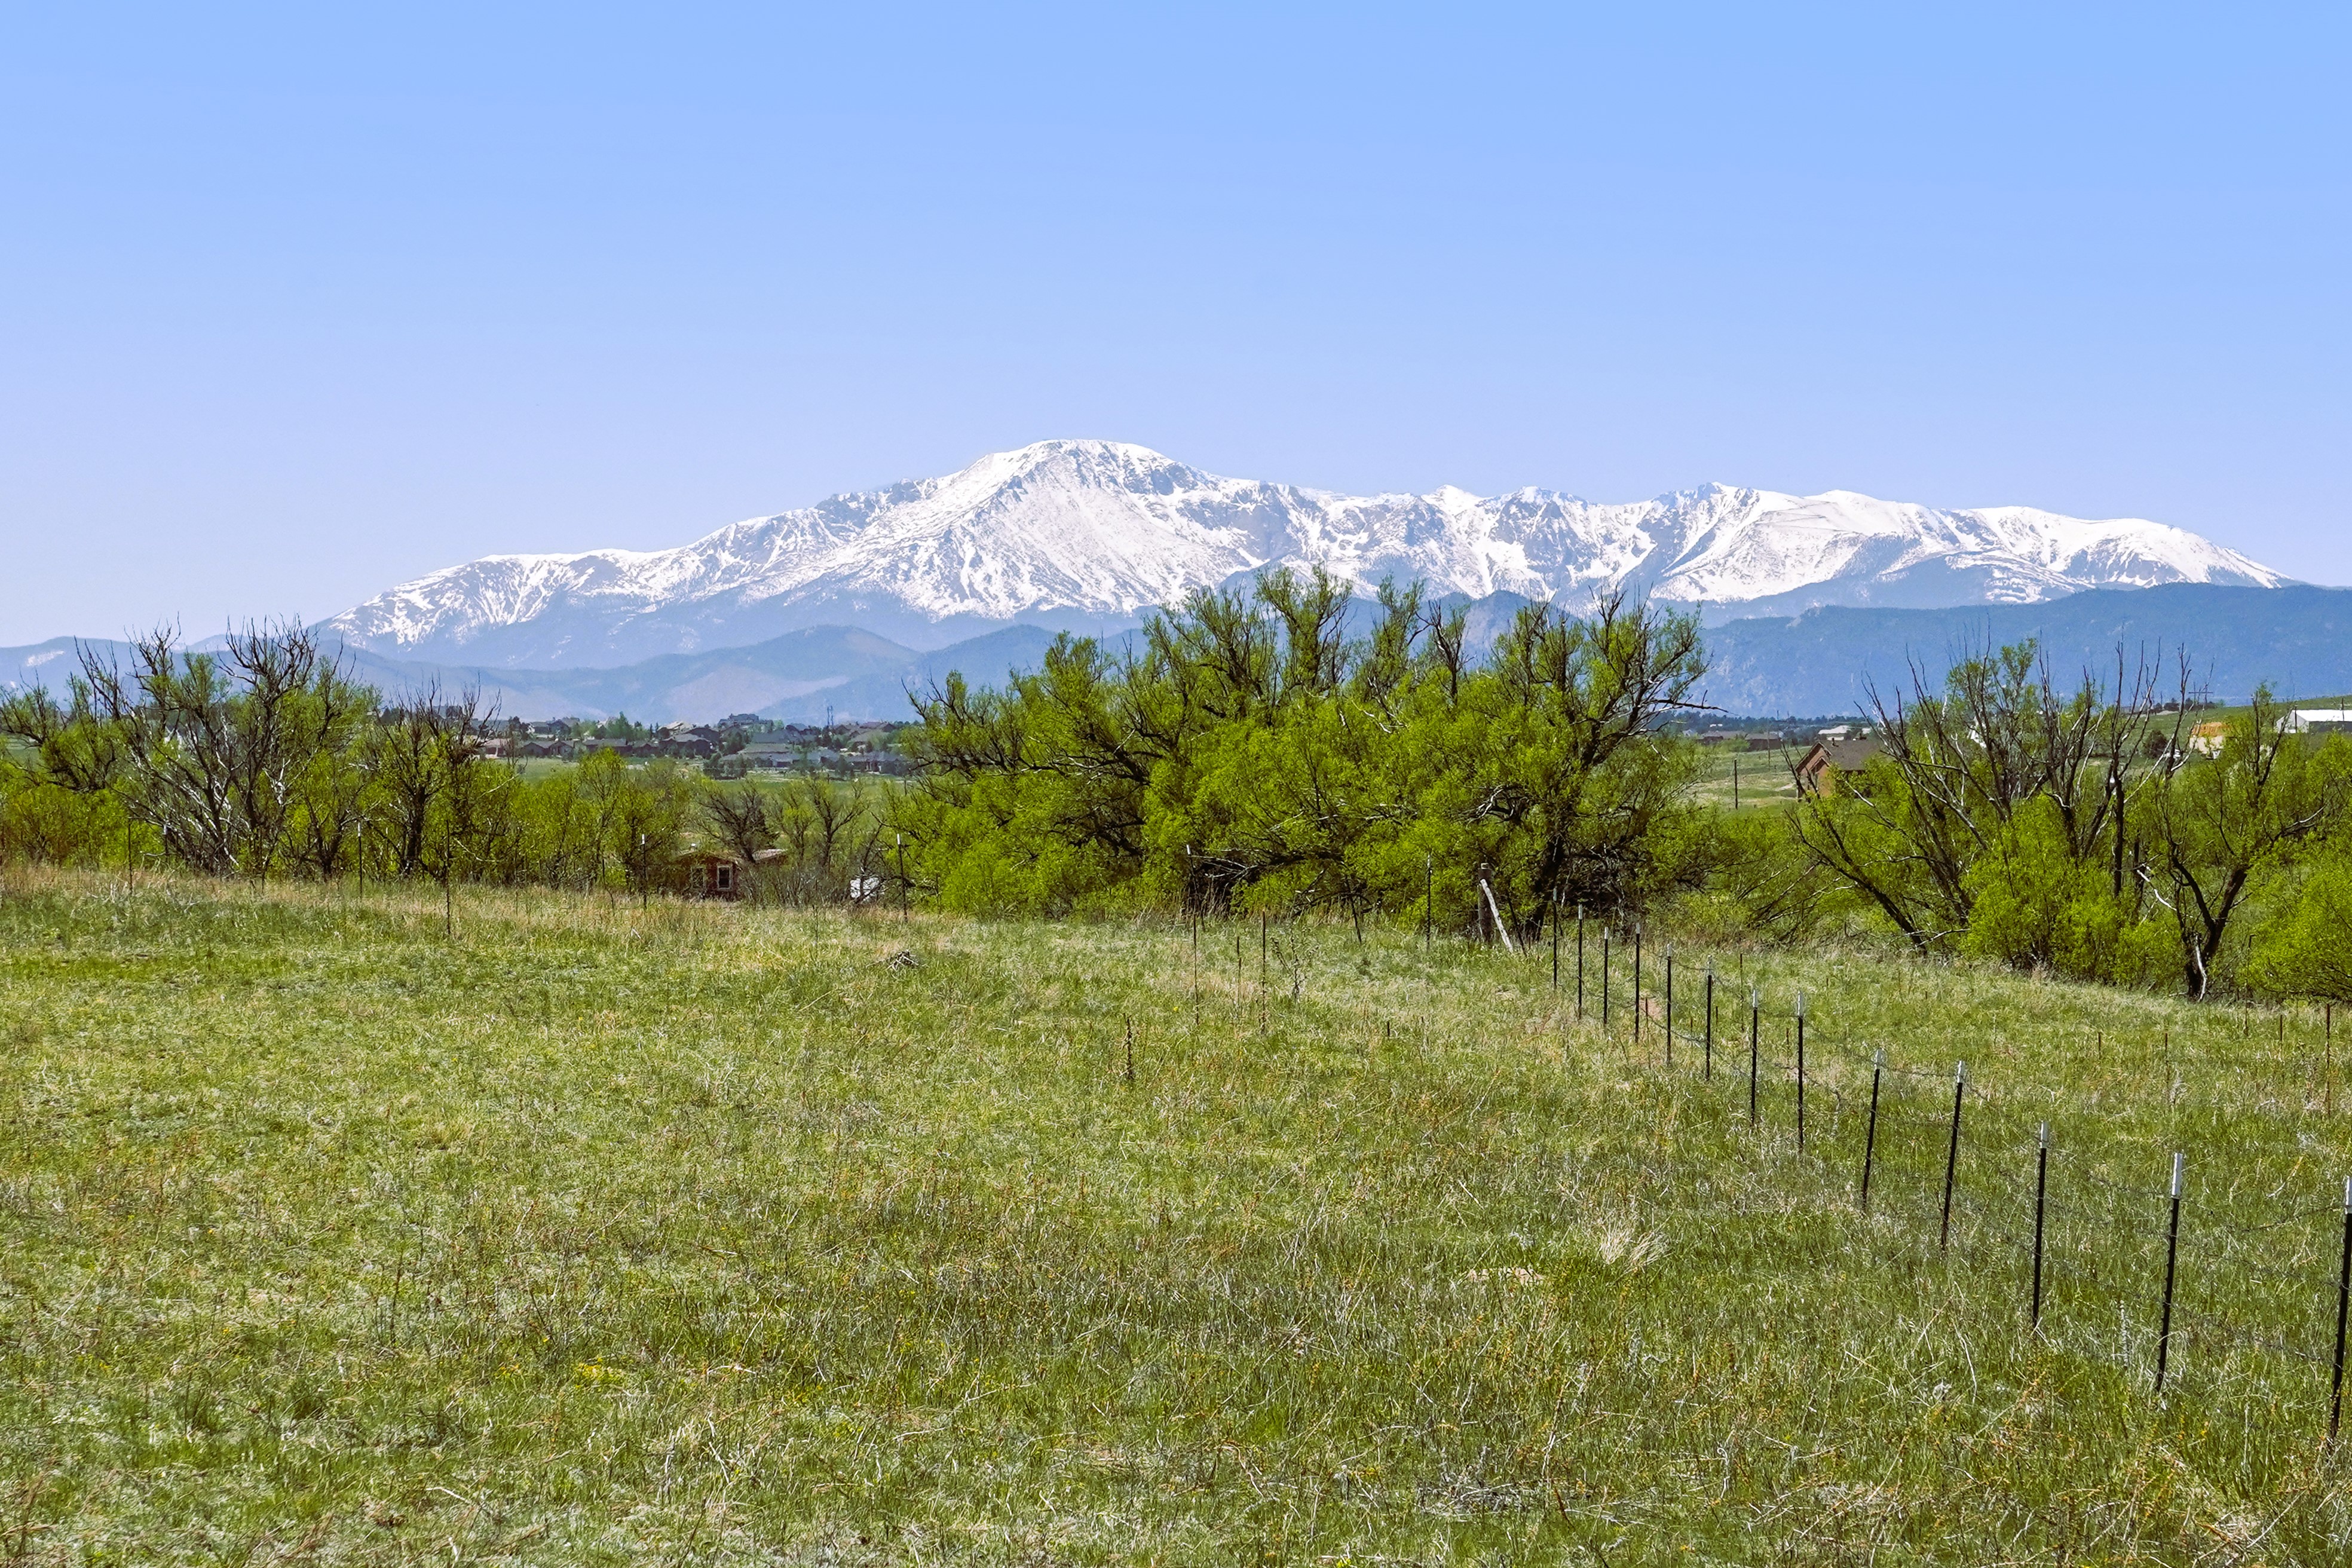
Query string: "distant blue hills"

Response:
xmin=7 ymin=583 xmax=2348 ymax=725
xmin=1694 ymin=583 xmax=2352 ymax=716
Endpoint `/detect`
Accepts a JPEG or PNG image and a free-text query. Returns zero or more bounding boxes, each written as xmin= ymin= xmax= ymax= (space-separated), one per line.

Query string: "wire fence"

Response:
xmin=1193 ymin=905 xmax=2352 ymax=1440
xmin=1518 ymin=914 xmax=2352 ymax=1448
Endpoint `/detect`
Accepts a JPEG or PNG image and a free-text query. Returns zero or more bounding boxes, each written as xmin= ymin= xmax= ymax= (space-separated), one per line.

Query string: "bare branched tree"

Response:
xmin=700 ymin=781 xmax=777 ymax=866
xmin=1794 ymin=636 xmax=2176 ymax=953
xmin=15 ymin=622 xmax=370 ymax=877
xmin=366 ymin=682 xmax=495 ymax=881
xmin=2151 ymin=687 xmax=2347 ymax=997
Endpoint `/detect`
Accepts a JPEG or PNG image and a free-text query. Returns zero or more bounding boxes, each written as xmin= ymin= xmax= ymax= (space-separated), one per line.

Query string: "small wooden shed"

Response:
xmin=678 ymin=849 xmax=748 ymax=901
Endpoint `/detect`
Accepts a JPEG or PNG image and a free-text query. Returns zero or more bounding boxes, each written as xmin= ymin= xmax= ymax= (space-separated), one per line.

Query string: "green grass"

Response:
xmin=1686 ymin=745 xmax=1805 ymax=813
xmin=5 ymin=869 xmax=2352 ymax=1563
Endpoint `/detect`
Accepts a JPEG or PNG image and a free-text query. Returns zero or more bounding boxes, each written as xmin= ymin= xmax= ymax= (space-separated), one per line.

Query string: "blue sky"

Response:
xmin=4 ymin=2 xmax=2347 ymax=644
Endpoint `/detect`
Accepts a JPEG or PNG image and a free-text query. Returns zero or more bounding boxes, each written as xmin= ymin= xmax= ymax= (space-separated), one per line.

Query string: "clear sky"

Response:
xmin=4 ymin=3 xmax=2347 ymax=645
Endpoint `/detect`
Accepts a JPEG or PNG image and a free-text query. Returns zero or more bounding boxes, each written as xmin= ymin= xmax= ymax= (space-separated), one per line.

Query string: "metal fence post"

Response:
xmin=2156 ymin=1152 xmax=2184 ymax=1393
xmin=1938 ymin=1062 xmax=1965 ymax=1250
xmin=1795 ymin=990 xmax=1808 ymax=1153
xmin=2333 ymin=1176 xmax=2351 ymax=1442
xmin=1861 ymin=1049 xmax=1882 ymax=1211
xmin=2031 ymin=1122 xmax=2048 ymax=1331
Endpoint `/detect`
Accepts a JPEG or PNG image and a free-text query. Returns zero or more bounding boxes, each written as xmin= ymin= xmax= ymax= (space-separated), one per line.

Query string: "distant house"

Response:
xmin=1794 ymin=735 xmax=1885 ymax=796
xmin=2190 ymin=721 xmax=2231 ymax=758
xmin=677 ymin=849 xmax=746 ymax=901
xmin=2289 ymin=710 xmax=2352 ymax=736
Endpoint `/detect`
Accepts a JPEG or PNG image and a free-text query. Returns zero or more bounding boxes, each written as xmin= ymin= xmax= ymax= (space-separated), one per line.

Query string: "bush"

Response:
xmin=0 ymin=774 xmax=125 ymax=867
xmin=2243 ymin=832 xmax=2352 ymax=1004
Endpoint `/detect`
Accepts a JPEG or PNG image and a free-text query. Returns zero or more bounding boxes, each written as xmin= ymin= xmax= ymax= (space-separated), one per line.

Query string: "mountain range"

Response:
xmin=10 ymin=440 xmax=2329 ymax=724
xmin=320 ymin=440 xmax=2286 ymax=669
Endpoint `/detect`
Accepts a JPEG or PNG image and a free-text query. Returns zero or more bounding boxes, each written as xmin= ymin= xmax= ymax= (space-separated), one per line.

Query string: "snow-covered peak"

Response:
xmin=322 ymin=443 xmax=2289 ymax=668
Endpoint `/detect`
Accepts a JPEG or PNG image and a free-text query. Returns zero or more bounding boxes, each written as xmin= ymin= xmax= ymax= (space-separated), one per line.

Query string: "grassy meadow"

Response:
xmin=4 ymin=868 xmax=2352 ymax=1563
xmin=1683 ymin=746 xmax=1805 ymax=815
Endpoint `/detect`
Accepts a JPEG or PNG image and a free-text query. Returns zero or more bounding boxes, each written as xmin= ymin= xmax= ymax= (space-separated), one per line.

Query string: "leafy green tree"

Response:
xmin=1679 ymin=807 xmax=1841 ymax=945
xmin=1958 ymin=795 xmax=2151 ymax=981
xmin=0 ymin=770 xmax=133 ymax=867
xmin=493 ymin=766 xmax=605 ymax=887
xmin=365 ymin=684 xmax=498 ymax=880
xmin=2244 ymin=829 xmax=2352 ymax=1004
xmin=2149 ymin=697 xmax=2352 ymax=997
xmin=904 ymin=571 xmax=1707 ymax=929
xmin=1794 ymin=639 xmax=2170 ymax=960
xmin=610 ymin=759 xmax=702 ymax=895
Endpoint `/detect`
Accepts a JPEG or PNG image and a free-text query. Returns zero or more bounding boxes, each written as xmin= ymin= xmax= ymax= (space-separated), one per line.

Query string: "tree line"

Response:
xmin=0 ymin=624 xmax=890 ymax=903
xmin=896 ymin=569 xmax=2352 ymax=1005
xmin=7 ymin=586 xmax=2348 ymax=1006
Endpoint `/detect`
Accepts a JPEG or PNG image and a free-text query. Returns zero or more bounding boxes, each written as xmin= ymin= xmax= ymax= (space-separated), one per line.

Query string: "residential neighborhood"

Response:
xmin=497 ymin=714 xmax=917 ymax=775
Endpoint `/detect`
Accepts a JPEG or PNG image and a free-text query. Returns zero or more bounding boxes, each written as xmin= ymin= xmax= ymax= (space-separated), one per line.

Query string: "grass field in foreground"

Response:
xmin=4 ymin=870 xmax=2352 ymax=1564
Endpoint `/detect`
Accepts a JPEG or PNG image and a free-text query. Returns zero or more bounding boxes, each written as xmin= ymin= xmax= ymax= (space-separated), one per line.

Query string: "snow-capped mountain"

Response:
xmin=324 ymin=440 xmax=2288 ymax=668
